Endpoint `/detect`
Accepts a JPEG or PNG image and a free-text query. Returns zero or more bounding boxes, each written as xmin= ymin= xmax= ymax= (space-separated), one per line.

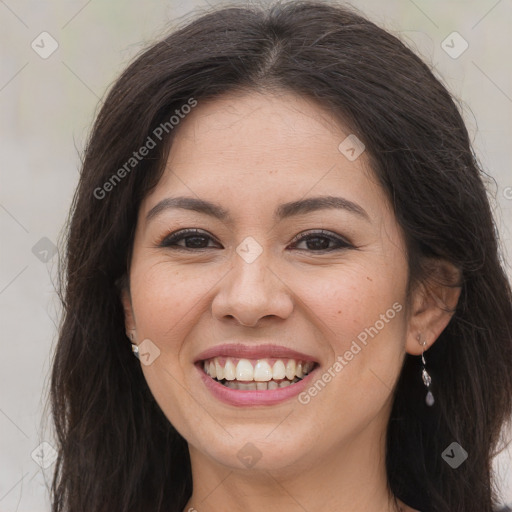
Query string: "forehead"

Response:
xmin=141 ymin=89 xmax=390 ymax=223
xmin=168 ymin=90 xmax=352 ymax=164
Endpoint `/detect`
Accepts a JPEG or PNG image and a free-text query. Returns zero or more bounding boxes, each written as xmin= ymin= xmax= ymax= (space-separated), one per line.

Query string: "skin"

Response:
xmin=121 ymin=89 xmax=461 ymax=512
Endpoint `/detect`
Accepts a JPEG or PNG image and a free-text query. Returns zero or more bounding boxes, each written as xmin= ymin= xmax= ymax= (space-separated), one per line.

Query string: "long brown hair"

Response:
xmin=48 ymin=1 xmax=512 ymax=511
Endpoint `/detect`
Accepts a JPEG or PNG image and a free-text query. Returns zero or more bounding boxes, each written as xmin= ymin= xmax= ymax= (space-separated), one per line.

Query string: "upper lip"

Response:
xmin=194 ymin=343 xmax=319 ymax=364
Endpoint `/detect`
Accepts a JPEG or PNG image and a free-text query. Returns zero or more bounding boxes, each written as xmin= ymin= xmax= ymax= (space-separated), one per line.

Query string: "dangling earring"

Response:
xmin=418 ymin=334 xmax=434 ymax=407
xmin=127 ymin=330 xmax=140 ymax=360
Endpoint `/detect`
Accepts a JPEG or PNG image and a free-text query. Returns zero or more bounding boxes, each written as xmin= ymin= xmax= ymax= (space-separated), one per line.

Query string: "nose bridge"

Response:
xmin=235 ymin=241 xmax=270 ymax=285
xmin=211 ymin=236 xmax=293 ymax=325
xmin=231 ymin=238 xmax=274 ymax=303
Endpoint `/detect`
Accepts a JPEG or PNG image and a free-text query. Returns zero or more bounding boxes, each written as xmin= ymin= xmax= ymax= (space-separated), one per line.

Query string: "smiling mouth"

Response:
xmin=200 ymin=356 xmax=318 ymax=391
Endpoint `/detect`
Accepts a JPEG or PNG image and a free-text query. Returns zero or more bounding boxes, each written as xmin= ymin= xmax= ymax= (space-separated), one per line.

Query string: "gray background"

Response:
xmin=1 ymin=0 xmax=511 ymax=510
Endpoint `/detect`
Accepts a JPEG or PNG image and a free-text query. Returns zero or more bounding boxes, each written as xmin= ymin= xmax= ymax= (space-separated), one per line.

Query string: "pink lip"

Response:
xmin=193 ymin=343 xmax=319 ymax=363
xmin=195 ymin=362 xmax=320 ymax=406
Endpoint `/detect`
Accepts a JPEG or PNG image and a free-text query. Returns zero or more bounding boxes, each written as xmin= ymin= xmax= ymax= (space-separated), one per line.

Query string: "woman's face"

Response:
xmin=123 ymin=89 xmax=416 ymax=475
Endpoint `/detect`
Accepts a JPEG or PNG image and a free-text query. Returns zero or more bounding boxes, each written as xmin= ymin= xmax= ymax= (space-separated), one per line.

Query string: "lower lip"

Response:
xmin=195 ymin=363 xmax=319 ymax=406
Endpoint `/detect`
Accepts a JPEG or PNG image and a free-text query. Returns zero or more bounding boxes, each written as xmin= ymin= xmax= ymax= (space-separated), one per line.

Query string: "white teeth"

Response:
xmin=267 ymin=380 xmax=279 ymax=390
xmin=215 ymin=360 xmax=224 ymax=380
xmin=254 ymin=360 xmax=273 ymax=381
xmin=236 ymin=359 xmax=254 ymax=381
xmin=285 ymin=360 xmax=296 ymax=380
xmin=224 ymin=359 xmax=236 ymax=381
xmin=256 ymin=382 xmax=268 ymax=390
xmin=209 ymin=361 xmax=216 ymax=379
xmin=272 ymin=360 xmax=286 ymax=380
xmin=202 ymin=356 xmax=316 ymax=383
xmin=279 ymin=380 xmax=291 ymax=388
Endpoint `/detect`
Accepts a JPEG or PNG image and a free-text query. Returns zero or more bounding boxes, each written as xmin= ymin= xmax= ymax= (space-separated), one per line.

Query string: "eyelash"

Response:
xmin=157 ymin=228 xmax=354 ymax=252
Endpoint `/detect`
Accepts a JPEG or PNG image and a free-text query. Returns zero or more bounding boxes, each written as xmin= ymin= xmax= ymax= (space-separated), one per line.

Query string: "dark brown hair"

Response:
xmin=48 ymin=1 xmax=512 ymax=511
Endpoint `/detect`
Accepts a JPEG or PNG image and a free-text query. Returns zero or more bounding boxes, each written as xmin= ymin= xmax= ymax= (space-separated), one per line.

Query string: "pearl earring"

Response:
xmin=126 ymin=330 xmax=140 ymax=360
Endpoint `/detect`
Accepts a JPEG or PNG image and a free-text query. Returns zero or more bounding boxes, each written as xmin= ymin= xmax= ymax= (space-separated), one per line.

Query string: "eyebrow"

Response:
xmin=146 ymin=195 xmax=371 ymax=224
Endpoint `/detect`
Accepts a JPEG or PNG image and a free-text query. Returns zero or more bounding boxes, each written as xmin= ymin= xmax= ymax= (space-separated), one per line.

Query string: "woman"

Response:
xmin=49 ymin=1 xmax=512 ymax=511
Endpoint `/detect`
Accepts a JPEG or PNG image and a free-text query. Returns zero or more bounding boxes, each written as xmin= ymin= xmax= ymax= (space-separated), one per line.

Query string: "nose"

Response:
xmin=211 ymin=248 xmax=294 ymax=327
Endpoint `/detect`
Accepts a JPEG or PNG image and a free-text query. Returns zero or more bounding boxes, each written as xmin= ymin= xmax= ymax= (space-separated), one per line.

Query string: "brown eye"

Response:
xmin=159 ymin=229 xmax=221 ymax=250
xmin=289 ymin=230 xmax=353 ymax=252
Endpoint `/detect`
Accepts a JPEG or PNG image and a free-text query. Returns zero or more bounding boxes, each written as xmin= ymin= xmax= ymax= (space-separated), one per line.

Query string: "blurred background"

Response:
xmin=1 ymin=0 xmax=511 ymax=510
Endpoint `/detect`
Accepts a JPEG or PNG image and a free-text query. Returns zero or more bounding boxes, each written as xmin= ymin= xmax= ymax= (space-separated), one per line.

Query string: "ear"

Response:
xmin=405 ymin=258 xmax=462 ymax=356
xmin=118 ymin=275 xmax=137 ymax=340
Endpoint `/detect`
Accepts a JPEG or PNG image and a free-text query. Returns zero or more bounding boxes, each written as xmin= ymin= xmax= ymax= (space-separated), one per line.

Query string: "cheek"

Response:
xmin=130 ymin=260 xmax=212 ymax=338
xmin=128 ymin=261 xmax=217 ymax=434
xmin=296 ymin=261 xmax=407 ymax=397
xmin=127 ymin=260 xmax=218 ymax=393
xmin=297 ymin=260 xmax=405 ymax=338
